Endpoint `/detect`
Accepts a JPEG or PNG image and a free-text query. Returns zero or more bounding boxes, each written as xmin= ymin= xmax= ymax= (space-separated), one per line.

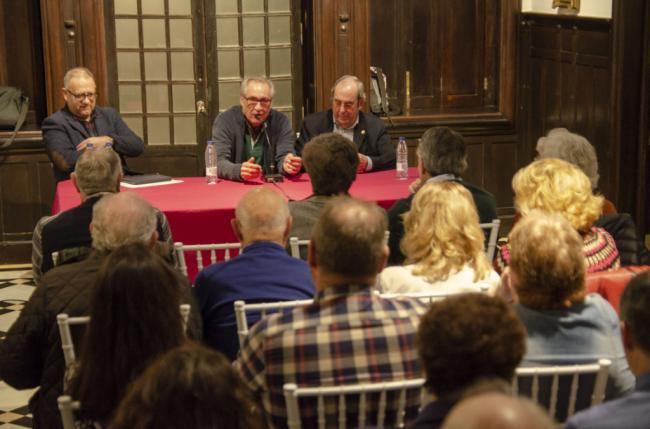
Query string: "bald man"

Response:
xmin=441 ymin=393 xmax=555 ymax=429
xmin=297 ymin=75 xmax=396 ymax=172
xmin=193 ymin=188 xmax=315 ymax=361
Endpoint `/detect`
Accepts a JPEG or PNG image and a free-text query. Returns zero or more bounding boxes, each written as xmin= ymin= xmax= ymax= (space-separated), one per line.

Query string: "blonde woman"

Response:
xmin=378 ymin=181 xmax=499 ymax=294
xmin=496 ymin=158 xmax=619 ymax=273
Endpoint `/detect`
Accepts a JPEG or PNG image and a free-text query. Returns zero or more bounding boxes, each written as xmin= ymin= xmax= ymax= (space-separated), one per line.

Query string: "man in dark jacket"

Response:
xmin=387 ymin=126 xmax=497 ymax=265
xmin=297 ymin=75 xmax=396 ymax=172
xmin=42 ymin=67 xmax=144 ymax=182
xmin=0 ymin=192 xmax=201 ymax=429
xmin=211 ymin=76 xmax=302 ymax=181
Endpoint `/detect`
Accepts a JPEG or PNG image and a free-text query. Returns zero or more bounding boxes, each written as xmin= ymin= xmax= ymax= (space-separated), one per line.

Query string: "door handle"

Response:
xmin=196 ymin=100 xmax=207 ymax=114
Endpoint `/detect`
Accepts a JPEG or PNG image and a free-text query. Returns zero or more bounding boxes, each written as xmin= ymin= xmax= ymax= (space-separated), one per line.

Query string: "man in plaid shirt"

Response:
xmin=235 ymin=196 xmax=427 ymax=428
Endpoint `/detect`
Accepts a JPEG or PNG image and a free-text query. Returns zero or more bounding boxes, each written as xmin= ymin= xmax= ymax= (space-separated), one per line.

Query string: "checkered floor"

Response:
xmin=0 ymin=267 xmax=37 ymax=428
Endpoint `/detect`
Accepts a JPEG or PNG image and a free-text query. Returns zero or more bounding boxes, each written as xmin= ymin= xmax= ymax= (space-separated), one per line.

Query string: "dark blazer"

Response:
xmin=42 ymin=106 xmax=144 ymax=182
xmin=211 ymin=106 xmax=295 ymax=181
xmin=387 ymin=178 xmax=498 ymax=265
xmin=297 ymin=109 xmax=396 ymax=171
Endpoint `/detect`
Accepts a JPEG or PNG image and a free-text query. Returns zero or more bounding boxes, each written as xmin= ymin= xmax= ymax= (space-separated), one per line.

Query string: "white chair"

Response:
xmin=234 ymin=299 xmax=314 ymax=347
xmin=378 ymin=291 xmax=450 ymax=304
xmin=513 ymin=358 xmax=611 ymax=422
xmin=173 ymin=241 xmax=242 ymax=278
xmin=283 ymin=378 xmax=426 ymax=429
xmin=289 ymin=236 xmax=310 ymax=259
xmin=480 ymin=219 xmax=501 ymax=262
xmin=57 ymin=395 xmax=81 ymax=429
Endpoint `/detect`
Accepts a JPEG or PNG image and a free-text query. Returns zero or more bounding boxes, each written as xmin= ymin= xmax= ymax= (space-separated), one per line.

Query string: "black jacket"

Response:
xmin=595 ymin=213 xmax=650 ymax=266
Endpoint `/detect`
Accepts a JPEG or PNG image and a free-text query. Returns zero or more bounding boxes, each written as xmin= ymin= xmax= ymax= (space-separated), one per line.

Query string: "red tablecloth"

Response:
xmin=53 ymin=168 xmax=418 ymax=279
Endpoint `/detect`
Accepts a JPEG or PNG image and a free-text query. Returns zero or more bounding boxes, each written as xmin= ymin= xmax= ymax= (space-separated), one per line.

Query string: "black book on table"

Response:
xmin=121 ymin=173 xmax=172 ymax=185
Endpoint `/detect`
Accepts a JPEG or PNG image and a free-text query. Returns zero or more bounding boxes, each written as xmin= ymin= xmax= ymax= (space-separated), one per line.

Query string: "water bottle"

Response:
xmin=396 ymin=136 xmax=408 ymax=180
xmin=205 ymin=140 xmax=218 ymax=185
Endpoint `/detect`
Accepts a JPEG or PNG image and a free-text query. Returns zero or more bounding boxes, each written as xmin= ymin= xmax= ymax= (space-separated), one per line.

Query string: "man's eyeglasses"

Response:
xmin=244 ymin=97 xmax=271 ymax=107
xmin=66 ymin=89 xmax=98 ymax=101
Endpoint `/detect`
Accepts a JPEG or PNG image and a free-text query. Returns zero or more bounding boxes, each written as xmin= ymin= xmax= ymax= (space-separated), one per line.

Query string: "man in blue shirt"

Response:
xmin=565 ymin=271 xmax=650 ymax=429
xmin=193 ymin=188 xmax=315 ymax=361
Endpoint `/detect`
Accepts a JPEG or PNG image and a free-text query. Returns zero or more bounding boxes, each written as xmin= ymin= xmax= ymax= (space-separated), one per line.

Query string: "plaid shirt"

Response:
xmin=235 ymin=284 xmax=427 ymax=429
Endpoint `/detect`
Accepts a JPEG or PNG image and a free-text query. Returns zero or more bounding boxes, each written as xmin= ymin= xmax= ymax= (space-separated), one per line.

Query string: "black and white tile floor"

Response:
xmin=0 ymin=267 xmax=36 ymax=428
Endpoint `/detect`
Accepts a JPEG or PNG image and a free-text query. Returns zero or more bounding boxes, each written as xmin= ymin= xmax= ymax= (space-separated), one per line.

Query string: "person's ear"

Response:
xmin=71 ymin=172 xmax=80 ymax=194
xmin=148 ymin=230 xmax=159 ymax=248
xmin=357 ymin=98 xmax=365 ymax=111
xmin=307 ymin=241 xmax=317 ymax=269
xmin=283 ymin=216 xmax=293 ymax=245
xmin=231 ymin=218 xmax=243 ymax=242
xmin=115 ymin=173 xmax=123 ymax=192
xmin=377 ymin=244 xmax=389 ymax=274
xmin=622 ymin=322 xmax=635 ymax=351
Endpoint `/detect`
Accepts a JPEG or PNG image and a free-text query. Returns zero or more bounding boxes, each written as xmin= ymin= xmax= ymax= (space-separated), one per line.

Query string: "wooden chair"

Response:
xmin=234 ymin=299 xmax=314 ymax=347
xmin=513 ymin=358 xmax=611 ymax=422
xmin=283 ymin=378 xmax=426 ymax=429
xmin=173 ymin=241 xmax=242 ymax=278
xmin=480 ymin=219 xmax=501 ymax=262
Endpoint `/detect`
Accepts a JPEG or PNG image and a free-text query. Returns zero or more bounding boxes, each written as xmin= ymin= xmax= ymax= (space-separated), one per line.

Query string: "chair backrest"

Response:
xmin=173 ymin=241 xmax=242 ymax=278
xmin=57 ymin=395 xmax=81 ymax=429
xmin=480 ymin=219 xmax=501 ymax=262
xmin=235 ymin=299 xmax=314 ymax=347
xmin=289 ymin=236 xmax=310 ymax=259
xmin=283 ymin=378 xmax=426 ymax=429
xmin=513 ymin=358 xmax=610 ymax=422
xmin=57 ymin=304 xmax=194 ymax=369
xmin=377 ymin=291 xmax=450 ymax=304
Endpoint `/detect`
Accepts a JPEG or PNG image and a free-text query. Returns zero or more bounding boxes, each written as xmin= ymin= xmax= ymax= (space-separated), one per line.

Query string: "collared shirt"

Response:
xmin=425 ymin=173 xmax=458 ymax=184
xmin=235 ymin=284 xmax=427 ymax=429
xmin=333 ymin=116 xmax=373 ymax=171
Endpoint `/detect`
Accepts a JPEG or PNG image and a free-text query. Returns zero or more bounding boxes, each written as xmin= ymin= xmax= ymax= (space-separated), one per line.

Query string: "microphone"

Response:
xmin=263 ymin=121 xmax=283 ymax=183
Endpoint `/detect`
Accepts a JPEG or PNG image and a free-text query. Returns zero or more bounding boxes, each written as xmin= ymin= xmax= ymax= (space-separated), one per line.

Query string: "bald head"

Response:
xmin=441 ymin=393 xmax=555 ymax=429
xmin=91 ymin=192 xmax=157 ymax=251
xmin=234 ymin=188 xmax=290 ymax=245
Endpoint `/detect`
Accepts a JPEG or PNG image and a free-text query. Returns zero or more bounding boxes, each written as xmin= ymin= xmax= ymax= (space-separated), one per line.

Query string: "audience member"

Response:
xmin=42 ymin=67 xmax=144 ymax=182
xmin=496 ymin=158 xmax=619 ymax=273
xmin=194 ymin=188 xmax=315 ymax=361
xmin=31 ymin=148 xmax=173 ymax=284
xmin=297 ymin=75 xmax=395 ymax=172
xmin=378 ymin=181 xmax=499 ymax=294
xmin=565 ymin=270 xmax=650 ymax=429
xmin=388 ymin=126 xmax=497 ymax=265
xmin=0 ymin=193 xmax=199 ymax=429
xmin=504 ymin=211 xmax=634 ymax=400
xmin=212 ymin=76 xmax=301 ymax=181
xmin=410 ymin=293 xmax=526 ymax=429
xmin=288 ymin=132 xmax=358 ymax=252
xmin=68 ymin=243 xmax=191 ymax=425
xmin=236 ymin=197 xmax=426 ymax=428
xmin=536 ymin=127 xmax=616 ymax=214
xmin=108 ymin=342 xmax=263 ymax=429
xmin=441 ymin=392 xmax=556 ymax=429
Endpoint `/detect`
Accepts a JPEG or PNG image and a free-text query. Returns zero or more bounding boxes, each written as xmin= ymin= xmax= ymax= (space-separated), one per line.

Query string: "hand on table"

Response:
xmin=240 ymin=157 xmax=262 ymax=180
xmin=76 ymin=136 xmax=113 ymax=152
xmin=283 ymin=154 xmax=302 ymax=175
xmin=357 ymin=154 xmax=369 ymax=173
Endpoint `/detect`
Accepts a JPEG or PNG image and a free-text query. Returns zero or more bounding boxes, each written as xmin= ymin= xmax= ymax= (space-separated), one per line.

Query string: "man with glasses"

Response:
xmin=212 ymin=76 xmax=302 ymax=181
xmin=43 ymin=67 xmax=144 ymax=182
xmin=297 ymin=75 xmax=395 ymax=173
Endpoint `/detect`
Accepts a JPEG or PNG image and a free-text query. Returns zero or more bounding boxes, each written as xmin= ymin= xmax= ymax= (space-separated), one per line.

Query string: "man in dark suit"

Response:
xmin=42 ymin=67 xmax=144 ymax=182
xmin=297 ymin=75 xmax=395 ymax=172
xmin=387 ymin=126 xmax=497 ymax=265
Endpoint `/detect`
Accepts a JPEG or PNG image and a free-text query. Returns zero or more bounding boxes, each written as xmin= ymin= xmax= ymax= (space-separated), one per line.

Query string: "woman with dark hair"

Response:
xmin=108 ymin=342 xmax=263 ymax=429
xmin=67 ymin=243 xmax=188 ymax=425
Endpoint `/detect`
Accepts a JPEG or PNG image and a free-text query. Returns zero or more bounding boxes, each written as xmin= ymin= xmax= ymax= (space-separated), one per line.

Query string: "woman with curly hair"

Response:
xmin=108 ymin=342 xmax=263 ymax=429
xmin=496 ymin=158 xmax=619 ymax=274
xmin=378 ymin=181 xmax=499 ymax=294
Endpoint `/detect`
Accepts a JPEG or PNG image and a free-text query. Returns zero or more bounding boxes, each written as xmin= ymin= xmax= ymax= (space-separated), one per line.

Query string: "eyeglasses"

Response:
xmin=244 ymin=97 xmax=271 ymax=107
xmin=65 ymin=89 xmax=97 ymax=101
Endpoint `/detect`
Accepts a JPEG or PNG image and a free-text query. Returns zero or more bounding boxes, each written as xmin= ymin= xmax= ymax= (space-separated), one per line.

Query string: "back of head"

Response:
xmin=91 ymin=192 xmax=157 ymax=251
xmin=512 ymin=158 xmax=603 ymax=232
xmin=418 ymin=293 xmax=525 ymax=399
xmin=441 ymin=393 xmax=556 ymax=429
xmin=70 ymin=243 xmax=185 ymax=423
xmin=311 ymin=196 xmax=387 ymax=279
xmin=235 ymin=188 xmax=289 ymax=243
xmin=303 ymin=132 xmax=358 ymax=195
xmin=402 ymin=181 xmax=490 ymax=282
xmin=74 ymin=148 xmax=122 ymax=196
xmin=417 ymin=126 xmax=468 ymax=176
xmin=109 ymin=342 xmax=262 ymax=429
xmin=536 ymin=128 xmax=600 ymax=190
xmin=509 ymin=210 xmax=586 ymax=310
xmin=620 ymin=271 xmax=650 ymax=354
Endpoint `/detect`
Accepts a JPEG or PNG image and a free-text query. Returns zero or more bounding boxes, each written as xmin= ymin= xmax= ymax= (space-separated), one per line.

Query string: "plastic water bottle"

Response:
xmin=205 ymin=140 xmax=218 ymax=185
xmin=396 ymin=136 xmax=408 ymax=180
